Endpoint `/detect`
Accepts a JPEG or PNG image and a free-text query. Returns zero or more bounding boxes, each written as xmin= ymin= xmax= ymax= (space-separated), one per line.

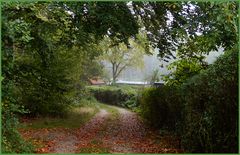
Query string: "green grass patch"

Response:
xmin=20 ymin=100 xmax=100 ymax=129
xmin=98 ymin=103 xmax=119 ymax=120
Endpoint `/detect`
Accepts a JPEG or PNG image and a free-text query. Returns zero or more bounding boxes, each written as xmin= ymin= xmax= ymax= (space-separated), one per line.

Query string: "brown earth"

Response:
xmin=19 ymin=105 xmax=183 ymax=153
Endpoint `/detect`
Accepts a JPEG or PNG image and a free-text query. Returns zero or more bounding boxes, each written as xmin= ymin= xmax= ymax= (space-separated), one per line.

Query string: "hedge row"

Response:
xmin=139 ymin=86 xmax=182 ymax=130
xmin=139 ymin=49 xmax=238 ymax=153
xmin=86 ymin=85 xmax=140 ymax=109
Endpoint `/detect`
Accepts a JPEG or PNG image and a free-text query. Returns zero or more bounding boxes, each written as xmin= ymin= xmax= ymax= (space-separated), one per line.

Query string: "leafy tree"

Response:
xmin=131 ymin=1 xmax=238 ymax=60
xmin=2 ymin=2 xmax=36 ymax=153
xmin=145 ymin=69 xmax=160 ymax=85
xmin=163 ymin=54 xmax=208 ymax=86
xmin=1 ymin=2 xmax=108 ymax=152
xmin=139 ymin=1 xmax=239 ymax=86
xmin=58 ymin=1 xmax=140 ymax=45
xmin=99 ymin=34 xmax=148 ymax=84
xmin=2 ymin=1 xmax=142 ymax=115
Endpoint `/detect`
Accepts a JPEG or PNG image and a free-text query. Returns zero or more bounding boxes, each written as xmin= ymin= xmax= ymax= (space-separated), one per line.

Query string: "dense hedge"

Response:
xmin=180 ymin=49 xmax=238 ymax=153
xmin=139 ymin=86 xmax=182 ymax=130
xmin=139 ymin=50 xmax=238 ymax=153
xmin=86 ymin=85 xmax=140 ymax=108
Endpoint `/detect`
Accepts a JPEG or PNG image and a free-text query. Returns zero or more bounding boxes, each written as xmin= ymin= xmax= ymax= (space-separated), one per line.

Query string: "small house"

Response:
xmin=89 ymin=77 xmax=105 ymax=85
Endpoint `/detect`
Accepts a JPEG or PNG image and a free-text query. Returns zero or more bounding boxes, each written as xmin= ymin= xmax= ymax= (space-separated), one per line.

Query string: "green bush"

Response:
xmin=2 ymin=103 xmax=34 ymax=153
xmin=180 ymin=49 xmax=238 ymax=153
xmin=138 ymin=49 xmax=238 ymax=153
xmin=139 ymin=86 xmax=182 ymax=130
xmin=86 ymin=85 xmax=140 ymax=108
xmin=2 ymin=76 xmax=34 ymax=153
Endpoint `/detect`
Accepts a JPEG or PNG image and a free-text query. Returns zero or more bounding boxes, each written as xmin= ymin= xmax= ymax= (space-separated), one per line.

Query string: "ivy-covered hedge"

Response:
xmin=139 ymin=49 xmax=238 ymax=153
xmin=139 ymin=86 xmax=182 ymax=130
xmin=180 ymin=49 xmax=238 ymax=153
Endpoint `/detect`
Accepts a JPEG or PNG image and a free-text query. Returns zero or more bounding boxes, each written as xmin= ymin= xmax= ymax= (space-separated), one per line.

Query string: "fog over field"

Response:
xmin=103 ymin=48 xmax=224 ymax=83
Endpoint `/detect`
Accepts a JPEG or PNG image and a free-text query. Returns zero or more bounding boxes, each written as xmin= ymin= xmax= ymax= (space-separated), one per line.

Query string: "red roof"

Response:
xmin=89 ymin=78 xmax=105 ymax=85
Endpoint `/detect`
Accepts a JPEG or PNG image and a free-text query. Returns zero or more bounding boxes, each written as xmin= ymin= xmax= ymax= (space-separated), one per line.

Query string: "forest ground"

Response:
xmin=19 ymin=102 xmax=183 ymax=153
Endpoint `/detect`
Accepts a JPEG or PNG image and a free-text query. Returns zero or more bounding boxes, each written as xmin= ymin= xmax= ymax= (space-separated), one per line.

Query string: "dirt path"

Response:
xmin=19 ymin=109 xmax=110 ymax=153
xmin=98 ymin=107 xmax=147 ymax=153
xmin=20 ymin=104 xmax=182 ymax=153
xmin=91 ymin=106 xmax=182 ymax=153
xmin=53 ymin=109 xmax=109 ymax=153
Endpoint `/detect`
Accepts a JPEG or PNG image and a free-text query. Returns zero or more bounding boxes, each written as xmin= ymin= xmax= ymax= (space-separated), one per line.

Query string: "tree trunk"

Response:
xmin=112 ymin=62 xmax=116 ymax=85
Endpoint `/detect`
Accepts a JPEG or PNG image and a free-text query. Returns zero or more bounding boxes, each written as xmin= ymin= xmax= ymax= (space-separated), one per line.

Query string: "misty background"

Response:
xmin=102 ymin=48 xmax=224 ymax=83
